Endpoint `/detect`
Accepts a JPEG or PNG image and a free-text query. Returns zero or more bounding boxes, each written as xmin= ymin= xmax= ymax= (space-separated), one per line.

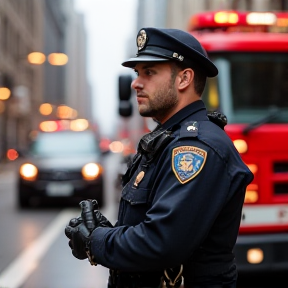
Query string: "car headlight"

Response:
xmin=20 ymin=163 xmax=38 ymax=181
xmin=82 ymin=163 xmax=102 ymax=180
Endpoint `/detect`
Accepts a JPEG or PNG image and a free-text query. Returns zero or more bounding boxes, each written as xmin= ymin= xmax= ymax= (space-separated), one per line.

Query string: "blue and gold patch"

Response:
xmin=172 ymin=146 xmax=207 ymax=184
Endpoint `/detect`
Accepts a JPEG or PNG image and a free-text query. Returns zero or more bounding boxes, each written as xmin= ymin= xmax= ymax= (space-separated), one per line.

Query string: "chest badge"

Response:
xmin=172 ymin=146 xmax=207 ymax=184
xmin=134 ymin=171 xmax=145 ymax=186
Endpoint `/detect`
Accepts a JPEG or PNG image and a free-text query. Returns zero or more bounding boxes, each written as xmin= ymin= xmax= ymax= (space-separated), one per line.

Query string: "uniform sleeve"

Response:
xmin=90 ymin=139 xmax=233 ymax=271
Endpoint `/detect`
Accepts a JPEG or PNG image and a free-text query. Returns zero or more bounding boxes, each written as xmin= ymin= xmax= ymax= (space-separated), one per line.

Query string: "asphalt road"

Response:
xmin=0 ymin=154 xmax=119 ymax=288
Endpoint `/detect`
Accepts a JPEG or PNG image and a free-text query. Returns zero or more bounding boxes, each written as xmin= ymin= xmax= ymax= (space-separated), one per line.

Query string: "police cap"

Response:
xmin=122 ymin=27 xmax=218 ymax=77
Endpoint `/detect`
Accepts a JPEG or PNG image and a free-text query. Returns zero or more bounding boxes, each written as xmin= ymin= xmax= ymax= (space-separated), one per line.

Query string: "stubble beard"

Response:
xmin=138 ymin=78 xmax=178 ymax=122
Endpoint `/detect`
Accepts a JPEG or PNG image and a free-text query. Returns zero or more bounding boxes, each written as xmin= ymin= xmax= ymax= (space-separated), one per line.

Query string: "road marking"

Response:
xmin=0 ymin=209 xmax=78 ymax=288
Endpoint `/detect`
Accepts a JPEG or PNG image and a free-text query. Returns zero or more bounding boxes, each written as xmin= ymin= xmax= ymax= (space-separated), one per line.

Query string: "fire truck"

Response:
xmin=188 ymin=10 xmax=288 ymax=275
xmin=118 ymin=10 xmax=288 ymax=276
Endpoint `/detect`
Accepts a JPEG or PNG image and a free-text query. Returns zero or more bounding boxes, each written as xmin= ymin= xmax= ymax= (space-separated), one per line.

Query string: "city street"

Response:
xmin=0 ymin=153 xmax=120 ymax=288
xmin=1 ymin=2 xmax=287 ymax=288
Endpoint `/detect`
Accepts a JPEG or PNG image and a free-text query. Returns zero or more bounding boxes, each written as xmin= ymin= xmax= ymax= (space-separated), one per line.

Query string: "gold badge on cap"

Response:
xmin=134 ymin=171 xmax=145 ymax=186
xmin=137 ymin=29 xmax=147 ymax=51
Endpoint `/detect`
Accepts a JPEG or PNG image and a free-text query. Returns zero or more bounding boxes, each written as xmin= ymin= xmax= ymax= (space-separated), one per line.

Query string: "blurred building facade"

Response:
xmin=0 ymin=0 xmax=91 ymax=160
xmin=63 ymin=0 xmax=92 ymax=122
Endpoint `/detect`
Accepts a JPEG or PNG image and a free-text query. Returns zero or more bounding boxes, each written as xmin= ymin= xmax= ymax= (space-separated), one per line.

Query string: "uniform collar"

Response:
xmin=161 ymin=100 xmax=208 ymax=131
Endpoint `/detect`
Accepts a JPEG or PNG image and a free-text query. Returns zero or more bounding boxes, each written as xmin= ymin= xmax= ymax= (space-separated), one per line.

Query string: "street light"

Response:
xmin=48 ymin=53 xmax=68 ymax=66
xmin=39 ymin=103 xmax=53 ymax=116
xmin=27 ymin=52 xmax=46 ymax=65
xmin=0 ymin=87 xmax=11 ymax=100
xmin=27 ymin=51 xmax=68 ymax=66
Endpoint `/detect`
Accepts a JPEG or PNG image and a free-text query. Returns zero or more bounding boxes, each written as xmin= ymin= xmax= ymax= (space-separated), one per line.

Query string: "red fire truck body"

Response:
xmin=189 ymin=11 xmax=288 ymax=274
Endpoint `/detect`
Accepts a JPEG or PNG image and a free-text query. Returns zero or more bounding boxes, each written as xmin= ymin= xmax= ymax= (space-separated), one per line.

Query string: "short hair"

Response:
xmin=172 ymin=61 xmax=207 ymax=96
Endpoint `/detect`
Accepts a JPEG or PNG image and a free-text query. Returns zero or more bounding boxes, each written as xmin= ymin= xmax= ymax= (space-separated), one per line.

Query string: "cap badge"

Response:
xmin=172 ymin=52 xmax=184 ymax=61
xmin=137 ymin=29 xmax=148 ymax=51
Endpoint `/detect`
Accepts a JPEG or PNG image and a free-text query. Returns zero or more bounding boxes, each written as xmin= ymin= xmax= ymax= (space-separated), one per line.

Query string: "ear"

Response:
xmin=178 ymin=69 xmax=194 ymax=91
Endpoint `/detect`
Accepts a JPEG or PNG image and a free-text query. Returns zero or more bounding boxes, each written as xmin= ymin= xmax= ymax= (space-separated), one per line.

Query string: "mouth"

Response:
xmin=136 ymin=93 xmax=147 ymax=104
xmin=136 ymin=92 xmax=147 ymax=98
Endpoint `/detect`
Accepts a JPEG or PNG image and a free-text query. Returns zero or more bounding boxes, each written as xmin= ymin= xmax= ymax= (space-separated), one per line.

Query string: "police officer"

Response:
xmin=65 ymin=27 xmax=254 ymax=288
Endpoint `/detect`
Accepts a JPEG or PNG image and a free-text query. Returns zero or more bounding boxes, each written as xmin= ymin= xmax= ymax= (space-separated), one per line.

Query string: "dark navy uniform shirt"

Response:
xmin=91 ymin=100 xmax=254 ymax=283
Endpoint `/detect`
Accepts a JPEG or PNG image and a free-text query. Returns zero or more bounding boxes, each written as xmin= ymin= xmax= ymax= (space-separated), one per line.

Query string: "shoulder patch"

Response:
xmin=172 ymin=146 xmax=207 ymax=184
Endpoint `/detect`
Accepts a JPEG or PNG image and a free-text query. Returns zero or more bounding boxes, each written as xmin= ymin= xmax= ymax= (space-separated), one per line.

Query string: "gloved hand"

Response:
xmin=94 ymin=210 xmax=113 ymax=228
xmin=65 ymin=199 xmax=113 ymax=264
xmin=80 ymin=199 xmax=113 ymax=229
xmin=65 ymin=217 xmax=90 ymax=260
xmin=65 ymin=216 xmax=82 ymax=241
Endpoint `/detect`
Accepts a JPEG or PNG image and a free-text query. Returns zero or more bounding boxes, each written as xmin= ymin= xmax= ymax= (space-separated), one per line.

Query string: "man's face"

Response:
xmin=131 ymin=62 xmax=178 ymax=123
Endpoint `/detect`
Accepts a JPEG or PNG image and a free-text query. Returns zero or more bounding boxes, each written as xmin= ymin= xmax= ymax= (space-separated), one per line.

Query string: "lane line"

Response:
xmin=0 ymin=209 xmax=78 ymax=288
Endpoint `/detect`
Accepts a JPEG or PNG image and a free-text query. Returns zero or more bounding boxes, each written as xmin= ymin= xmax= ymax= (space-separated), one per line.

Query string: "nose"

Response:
xmin=131 ymin=78 xmax=143 ymax=91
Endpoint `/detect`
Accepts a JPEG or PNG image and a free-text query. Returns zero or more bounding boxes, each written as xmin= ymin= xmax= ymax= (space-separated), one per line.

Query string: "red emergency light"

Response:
xmin=188 ymin=10 xmax=288 ymax=32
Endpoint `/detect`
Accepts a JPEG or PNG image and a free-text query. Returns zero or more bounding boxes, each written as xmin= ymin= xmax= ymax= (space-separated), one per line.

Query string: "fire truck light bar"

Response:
xmin=189 ymin=11 xmax=288 ymax=31
xmin=214 ymin=12 xmax=239 ymax=24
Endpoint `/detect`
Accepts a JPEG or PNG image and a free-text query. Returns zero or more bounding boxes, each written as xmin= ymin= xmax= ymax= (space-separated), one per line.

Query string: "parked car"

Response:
xmin=17 ymin=129 xmax=105 ymax=208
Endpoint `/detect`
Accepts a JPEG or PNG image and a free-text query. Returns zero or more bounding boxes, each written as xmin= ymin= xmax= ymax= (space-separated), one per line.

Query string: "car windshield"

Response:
xmin=30 ymin=131 xmax=100 ymax=156
xmin=202 ymin=52 xmax=288 ymax=124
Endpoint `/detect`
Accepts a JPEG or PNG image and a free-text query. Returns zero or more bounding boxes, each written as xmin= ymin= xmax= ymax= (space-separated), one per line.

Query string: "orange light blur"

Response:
xmin=7 ymin=149 xmax=19 ymax=161
xmin=109 ymin=141 xmax=124 ymax=153
xmin=82 ymin=163 xmax=102 ymax=180
xmin=277 ymin=17 xmax=288 ymax=27
xmin=57 ymin=105 xmax=77 ymax=119
xmin=244 ymin=184 xmax=259 ymax=203
xmin=233 ymin=139 xmax=248 ymax=154
xmin=48 ymin=53 xmax=68 ymax=66
xmin=247 ymin=248 xmax=264 ymax=264
xmin=27 ymin=52 xmax=46 ymax=65
xmin=39 ymin=103 xmax=53 ymax=116
xmin=247 ymin=164 xmax=258 ymax=174
xmin=20 ymin=163 xmax=38 ymax=181
xmin=39 ymin=121 xmax=58 ymax=132
xmin=70 ymin=119 xmax=89 ymax=131
xmin=0 ymin=87 xmax=11 ymax=100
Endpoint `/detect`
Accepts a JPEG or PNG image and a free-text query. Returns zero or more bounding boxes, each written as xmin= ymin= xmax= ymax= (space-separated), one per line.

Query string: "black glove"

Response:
xmin=65 ymin=216 xmax=82 ymax=239
xmin=65 ymin=217 xmax=91 ymax=260
xmin=80 ymin=199 xmax=113 ymax=228
xmin=65 ymin=199 xmax=113 ymax=264
xmin=94 ymin=210 xmax=113 ymax=228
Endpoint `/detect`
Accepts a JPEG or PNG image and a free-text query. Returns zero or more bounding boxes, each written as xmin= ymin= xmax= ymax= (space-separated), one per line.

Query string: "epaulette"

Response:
xmin=179 ymin=121 xmax=199 ymax=138
xmin=207 ymin=111 xmax=228 ymax=130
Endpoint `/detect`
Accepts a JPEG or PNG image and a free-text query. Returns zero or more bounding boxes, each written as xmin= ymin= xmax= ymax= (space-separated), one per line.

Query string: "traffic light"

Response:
xmin=118 ymin=74 xmax=133 ymax=117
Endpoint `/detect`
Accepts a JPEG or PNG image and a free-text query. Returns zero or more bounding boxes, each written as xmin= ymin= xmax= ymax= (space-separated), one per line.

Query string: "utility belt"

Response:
xmin=108 ymin=266 xmax=183 ymax=288
xmin=107 ymin=270 xmax=163 ymax=288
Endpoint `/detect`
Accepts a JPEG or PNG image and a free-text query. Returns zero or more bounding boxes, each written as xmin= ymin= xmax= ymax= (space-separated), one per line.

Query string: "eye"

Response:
xmin=134 ymin=70 xmax=139 ymax=76
xmin=145 ymin=69 xmax=153 ymax=76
